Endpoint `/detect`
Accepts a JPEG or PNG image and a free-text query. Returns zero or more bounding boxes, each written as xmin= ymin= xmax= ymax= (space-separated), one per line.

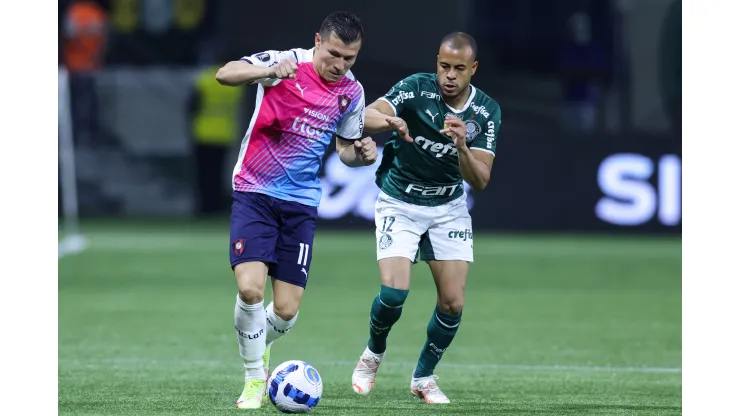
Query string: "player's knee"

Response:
xmin=238 ymin=286 xmax=265 ymax=304
xmin=272 ymin=302 xmax=299 ymax=321
xmin=378 ymin=258 xmax=412 ymax=290
xmin=234 ymin=262 xmax=267 ymax=304
xmin=437 ymin=299 xmax=464 ymax=316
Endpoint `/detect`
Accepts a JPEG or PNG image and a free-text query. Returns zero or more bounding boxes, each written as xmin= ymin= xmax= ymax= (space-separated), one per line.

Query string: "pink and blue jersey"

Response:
xmin=233 ymin=47 xmax=366 ymax=207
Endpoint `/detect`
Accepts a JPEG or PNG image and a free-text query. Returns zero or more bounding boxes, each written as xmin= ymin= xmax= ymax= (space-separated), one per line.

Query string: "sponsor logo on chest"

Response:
xmin=291 ymin=107 xmax=335 ymax=140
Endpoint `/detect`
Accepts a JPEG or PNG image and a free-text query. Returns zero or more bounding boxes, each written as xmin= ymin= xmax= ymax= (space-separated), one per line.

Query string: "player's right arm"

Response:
xmin=216 ymin=50 xmax=298 ymax=87
xmin=363 ymin=76 xmax=419 ymax=142
xmin=215 ymin=61 xmax=274 ymax=87
xmin=363 ymin=101 xmax=412 ymax=142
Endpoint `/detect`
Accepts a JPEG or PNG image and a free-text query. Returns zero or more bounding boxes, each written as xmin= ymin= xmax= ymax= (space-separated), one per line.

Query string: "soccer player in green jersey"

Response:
xmin=351 ymin=32 xmax=502 ymax=404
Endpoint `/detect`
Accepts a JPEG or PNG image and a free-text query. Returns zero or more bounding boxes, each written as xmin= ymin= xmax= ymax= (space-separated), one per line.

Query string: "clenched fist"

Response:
xmin=270 ymin=59 xmax=298 ymax=79
xmin=354 ymin=137 xmax=378 ymax=165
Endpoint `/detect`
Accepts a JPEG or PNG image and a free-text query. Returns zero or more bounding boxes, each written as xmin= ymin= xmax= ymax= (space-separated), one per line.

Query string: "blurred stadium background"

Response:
xmin=58 ymin=0 xmax=681 ymax=414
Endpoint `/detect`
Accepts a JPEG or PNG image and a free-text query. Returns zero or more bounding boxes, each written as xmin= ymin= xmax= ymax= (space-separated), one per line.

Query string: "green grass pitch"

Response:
xmin=59 ymin=221 xmax=681 ymax=415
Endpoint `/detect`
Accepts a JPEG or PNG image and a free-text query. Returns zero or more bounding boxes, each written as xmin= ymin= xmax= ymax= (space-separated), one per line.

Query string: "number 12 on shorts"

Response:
xmin=297 ymin=243 xmax=310 ymax=266
xmin=381 ymin=216 xmax=395 ymax=232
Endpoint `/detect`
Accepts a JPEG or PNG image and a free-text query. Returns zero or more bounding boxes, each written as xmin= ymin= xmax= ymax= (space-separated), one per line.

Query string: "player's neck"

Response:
xmin=442 ymin=86 xmax=471 ymax=111
xmin=311 ymin=60 xmax=322 ymax=80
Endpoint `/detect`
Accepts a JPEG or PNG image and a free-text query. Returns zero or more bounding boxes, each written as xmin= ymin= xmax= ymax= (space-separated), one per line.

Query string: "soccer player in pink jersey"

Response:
xmin=215 ymin=11 xmax=405 ymax=409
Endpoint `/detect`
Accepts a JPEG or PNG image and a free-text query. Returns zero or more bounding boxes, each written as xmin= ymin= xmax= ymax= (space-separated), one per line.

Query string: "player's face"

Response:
xmin=436 ymin=44 xmax=478 ymax=98
xmin=313 ymin=32 xmax=362 ymax=82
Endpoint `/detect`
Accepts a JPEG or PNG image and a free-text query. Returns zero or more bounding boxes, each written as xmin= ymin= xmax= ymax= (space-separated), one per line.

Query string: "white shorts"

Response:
xmin=375 ymin=191 xmax=474 ymax=263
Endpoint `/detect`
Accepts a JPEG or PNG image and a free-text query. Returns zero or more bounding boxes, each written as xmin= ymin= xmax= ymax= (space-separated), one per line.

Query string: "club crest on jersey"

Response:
xmin=233 ymin=239 xmax=245 ymax=256
xmin=338 ymin=94 xmax=351 ymax=113
xmin=465 ymin=120 xmax=482 ymax=142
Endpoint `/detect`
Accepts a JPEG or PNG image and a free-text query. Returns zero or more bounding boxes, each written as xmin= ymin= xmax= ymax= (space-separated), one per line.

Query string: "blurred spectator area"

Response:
xmin=58 ymin=0 xmax=680 ymax=224
xmin=59 ymin=0 xmax=680 ymax=135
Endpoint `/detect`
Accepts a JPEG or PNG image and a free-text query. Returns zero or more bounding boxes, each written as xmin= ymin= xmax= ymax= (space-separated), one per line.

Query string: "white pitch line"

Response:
xmin=59 ymin=358 xmax=680 ymax=374
xmin=320 ymin=361 xmax=681 ymax=374
xmin=76 ymin=236 xmax=679 ymax=259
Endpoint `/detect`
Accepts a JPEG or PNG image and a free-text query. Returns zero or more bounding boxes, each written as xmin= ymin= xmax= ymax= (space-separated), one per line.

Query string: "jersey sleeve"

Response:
xmin=336 ymin=85 xmax=366 ymax=141
xmin=470 ymin=102 xmax=501 ymax=156
xmin=239 ymin=49 xmax=299 ymax=87
xmin=377 ymin=75 xmax=420 ymax=117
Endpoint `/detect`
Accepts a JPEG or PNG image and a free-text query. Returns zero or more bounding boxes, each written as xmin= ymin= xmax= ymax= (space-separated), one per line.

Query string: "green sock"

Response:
xmin=413 ymin=306 xmax=462 ymax=378
xmin=367 ymin=285 xmax=409 ymax=354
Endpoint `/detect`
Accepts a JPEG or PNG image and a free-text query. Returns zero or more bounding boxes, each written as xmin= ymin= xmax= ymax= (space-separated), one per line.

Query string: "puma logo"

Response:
xmin=428 ymin=342 xmax=446 ymax=358
xmin=425 ymin=109 xmax=439 ymax=123
xmin=301 ymin=268 xmax=308 ymax=277
xmin=295 ymin=82 xmax=307 ymax=97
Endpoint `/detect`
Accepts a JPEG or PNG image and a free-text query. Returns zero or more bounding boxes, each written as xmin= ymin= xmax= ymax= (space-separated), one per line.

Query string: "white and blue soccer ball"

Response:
xmin=267 ymin=360 xmax=323 ymax=413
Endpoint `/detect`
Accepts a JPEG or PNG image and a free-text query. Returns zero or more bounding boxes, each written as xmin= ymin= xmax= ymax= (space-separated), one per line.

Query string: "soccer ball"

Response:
xmin=267 ymin=360 xmax=323 ymax=413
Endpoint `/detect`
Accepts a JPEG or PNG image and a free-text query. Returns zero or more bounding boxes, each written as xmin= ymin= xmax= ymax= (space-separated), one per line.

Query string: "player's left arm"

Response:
xmin=336 ymin=136 xmax=377 ymax=167
xmin=458 ymin=146 xmax=494 ymax=191
xmin=335 ymin=85 xmax=378 ymax=167
xmin=441 ymin=105 xmax=501 ymax=191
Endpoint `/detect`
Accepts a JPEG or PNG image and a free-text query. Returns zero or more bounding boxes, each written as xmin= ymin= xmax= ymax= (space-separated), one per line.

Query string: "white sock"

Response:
xmin=265 ymin=301 xmax=299 ymax=347
xmin=234 ymin=294 xmax=266 ymax=380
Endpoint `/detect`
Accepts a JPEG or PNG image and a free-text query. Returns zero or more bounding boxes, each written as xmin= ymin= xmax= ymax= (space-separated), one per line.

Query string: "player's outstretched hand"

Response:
xmin=440 ymin=115 xmax=467 ymax=149
xmin=271 ymin=59 xmax=298 ymax=79
xmin=354 ymin=137 xmax=378 ymax=165
xmin=385 ymin=117 xmax=413 ymax=142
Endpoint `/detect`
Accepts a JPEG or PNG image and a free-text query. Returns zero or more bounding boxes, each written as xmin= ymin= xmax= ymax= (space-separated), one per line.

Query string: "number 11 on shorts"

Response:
xmin=297 ymin=243 xmax=310 ymax=266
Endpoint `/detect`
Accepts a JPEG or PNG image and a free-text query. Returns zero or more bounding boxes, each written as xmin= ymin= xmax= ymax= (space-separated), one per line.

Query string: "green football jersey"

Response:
xmin=374 ymin=73 xmax=502 ymax=206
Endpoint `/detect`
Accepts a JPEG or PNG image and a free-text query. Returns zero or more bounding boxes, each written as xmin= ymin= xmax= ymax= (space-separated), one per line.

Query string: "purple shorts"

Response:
xmin=229 ymin=191 xmax=317 ymax=288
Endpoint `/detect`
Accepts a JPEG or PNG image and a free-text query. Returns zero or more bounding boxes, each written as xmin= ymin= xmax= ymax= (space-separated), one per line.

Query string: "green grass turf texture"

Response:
xmin=59 ymin=221 xmax=681 ymax=415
